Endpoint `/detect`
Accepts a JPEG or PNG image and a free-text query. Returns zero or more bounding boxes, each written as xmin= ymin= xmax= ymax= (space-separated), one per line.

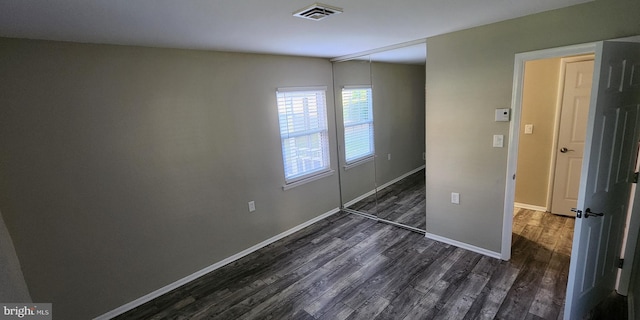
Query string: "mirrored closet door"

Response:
xmin=332 ymin=56 xmax=378 ymax=218
xmin=333 ymin=43 xmax=427 ymax=233
xmin=368 ymin=44 xmax=426 ymax=232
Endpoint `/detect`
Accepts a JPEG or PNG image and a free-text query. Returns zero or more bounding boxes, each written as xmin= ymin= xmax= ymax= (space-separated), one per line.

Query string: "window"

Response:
xmin=276 ymin=87 xmax=331 ymax=185
xmin=342 ymin=86 xmax=374 ymax=164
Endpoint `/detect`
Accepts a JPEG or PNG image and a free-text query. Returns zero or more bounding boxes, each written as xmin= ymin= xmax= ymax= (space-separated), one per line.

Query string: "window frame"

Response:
xmin=341 ymin=85 xmax=375 ymax=167
xmin=276 ymin=86 xmax=334 ymax=189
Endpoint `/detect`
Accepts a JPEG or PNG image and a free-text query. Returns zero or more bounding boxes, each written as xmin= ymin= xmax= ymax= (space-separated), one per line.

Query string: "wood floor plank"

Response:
xmin=190 ymin=235 xmax=352 ymax=318
xmin=526 ymin=210 xmax=546 ymax=227
xmin=379 ymin=246 xmax=448 ymax=301
xmin=525 ymin=313 xmax=546 ymax=320
xmin=346 ymin=294 xmax=390 ymax=320
xmin=413 ymin=246 xmax=464 ymax=294
xmin=239 ymin=243 xmax=389 ymax=319
xmin=340 ymin=242 xmax=442 ymax=309
xmin=311 ymin=214 xmax=371 ymax=244
xmin=333 ymin=236 xmax=435 ymax=310
xmin=462 ymin=263 xmax=520 ymax=320
xmin=528 ymin=251 xmax=571 ymax=319
xmin=291 ymin=309 xmax=316 ymax=320
xmin=512 ymin=208 xmax=529 ymax=232
xmin=428 ymin=250 xmax=484 ymax=317
xmin=233 ymin=265 xmax=349 ymax=319
xmin=435 ymin=273 xmax=490 ymax=319
xmin=115 ymin=203 xmax=577 ymax=320
xmin=510 ymin=225 xmax=544 ymax=268
xmin=401 ymin=279 xmax=450 ymax=319
xmin=589 ymin=291 xmax=628 ymax=320
xmin=375 ymin=286 xmax=426 ymax=320
xmin=317 ymin=302 xmax=354 ymax=320
xmin=201 ymin=273 xmax=302 ymax=319
xmin=273 ymin=237 xmax=346 ymax=278
xmin=556 ymin=220 xmax=575 ymax=256
xmin=495 ymin=234 xmax=554 ymax=319
xmin=292 ymin=253 xmax=390 ymax=319
xmin=302 ymin=253 xmax=389 ymax=316
xmin=411 ymin=236 xmax=438 ymax=254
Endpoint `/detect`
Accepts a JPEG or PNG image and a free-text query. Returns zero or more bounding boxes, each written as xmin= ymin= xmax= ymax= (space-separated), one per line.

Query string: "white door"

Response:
xmin=564 ymin=41 xmax=640 ymax=319
xmin=551 ymin=59 xmax=594 ymax=216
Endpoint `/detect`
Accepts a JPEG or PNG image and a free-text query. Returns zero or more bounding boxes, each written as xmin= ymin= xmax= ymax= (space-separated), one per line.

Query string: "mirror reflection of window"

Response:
xmin=342 ymin=86 xmax=374 ymax=164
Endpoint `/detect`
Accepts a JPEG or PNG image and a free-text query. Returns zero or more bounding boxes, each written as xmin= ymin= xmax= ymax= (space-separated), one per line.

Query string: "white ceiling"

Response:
xmin=0 ymin=0 xmax=591 ymax=63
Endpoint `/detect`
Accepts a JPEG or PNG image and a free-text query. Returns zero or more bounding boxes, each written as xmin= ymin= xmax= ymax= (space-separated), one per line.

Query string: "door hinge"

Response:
xmin=618 ymin=258 xmax=624 ymax=269
xmin=633 ymin=172 xmax=639 ymax=183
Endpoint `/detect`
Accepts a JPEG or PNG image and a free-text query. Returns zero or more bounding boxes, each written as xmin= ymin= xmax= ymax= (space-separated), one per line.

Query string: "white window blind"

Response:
xmin=342 ymin=87 xmax=374 ymax=164
xmin=276 ymin=87 xmax=331 ymax=184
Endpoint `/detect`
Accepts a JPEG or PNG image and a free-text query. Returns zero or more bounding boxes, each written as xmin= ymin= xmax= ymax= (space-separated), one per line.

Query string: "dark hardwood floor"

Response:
xmin=115 ymin=207 xmax=576 ymax=320
xmin=348 ymin=169 xmax=426 ymax=231
xmin=589 ymin=291 xmax=628 ymax=320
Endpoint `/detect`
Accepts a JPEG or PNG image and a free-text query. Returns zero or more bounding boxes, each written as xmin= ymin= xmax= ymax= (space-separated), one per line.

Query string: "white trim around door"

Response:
xmin=501 ymin=42 xmax=597 ymax=260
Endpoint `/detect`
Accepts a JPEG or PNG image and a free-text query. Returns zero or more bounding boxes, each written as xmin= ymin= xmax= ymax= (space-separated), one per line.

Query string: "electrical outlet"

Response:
xmin=451 ymin=192 xmax=460 ymax=204
xmin=387 ymin=153 xmax=391 ymax=160
xmin=248 ymin=201 xmax=256 ymax=212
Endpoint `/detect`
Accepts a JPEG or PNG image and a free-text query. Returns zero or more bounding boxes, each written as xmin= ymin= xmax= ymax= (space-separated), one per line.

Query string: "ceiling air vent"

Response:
xmin=293 ymin=3 xmax=343 ymax=21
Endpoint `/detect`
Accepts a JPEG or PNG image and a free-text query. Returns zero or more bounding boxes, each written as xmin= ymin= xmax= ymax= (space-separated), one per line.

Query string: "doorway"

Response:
xmin=501 ymin=42 xmax=598 ymax=261
xmin=510 ymin=53 xmax=595 ymax=320
xmin=514 ymin=55 xmax=594 ymax=216
xmin=503 ymin=40 xmax=640 ymax=319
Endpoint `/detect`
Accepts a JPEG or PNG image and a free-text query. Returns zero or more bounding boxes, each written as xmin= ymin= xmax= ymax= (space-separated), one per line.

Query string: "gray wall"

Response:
xmin=0 ymin=38 xmax=340 ymax=319
xmin=0 ymin=210 xmax=32 ymax=302
xmin=371 ymin=62 xmax=426 ymax=186
xmin=425 ymin=0 xmax=640 ymax=252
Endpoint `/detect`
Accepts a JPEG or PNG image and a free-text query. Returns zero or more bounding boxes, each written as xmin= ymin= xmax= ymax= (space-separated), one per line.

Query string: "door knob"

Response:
xmin=560 ymin=147 xmax=574 ymax=153
xmin=584 ymin=208 xmax=604 ymax=218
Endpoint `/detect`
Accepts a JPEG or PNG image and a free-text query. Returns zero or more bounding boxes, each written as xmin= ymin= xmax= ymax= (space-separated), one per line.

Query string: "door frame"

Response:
xmin=618 ymin=144 xmax=640 ymax=295
xmin=501 ymin=42 xmax=596 ymax=260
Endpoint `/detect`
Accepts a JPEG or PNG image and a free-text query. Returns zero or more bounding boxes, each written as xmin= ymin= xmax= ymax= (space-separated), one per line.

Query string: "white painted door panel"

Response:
xmin=564 ymin=41 xmax=640 ymax=320
xmin=551 ymin=60 xmax=594 ymax=216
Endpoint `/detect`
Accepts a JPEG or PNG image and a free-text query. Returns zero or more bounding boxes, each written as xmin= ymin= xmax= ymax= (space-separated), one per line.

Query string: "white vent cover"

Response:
xmin=293 ymin=3 xmax=343 ymax=21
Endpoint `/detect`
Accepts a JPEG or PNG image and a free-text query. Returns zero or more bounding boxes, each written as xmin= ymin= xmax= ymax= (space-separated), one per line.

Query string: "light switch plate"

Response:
xmin=451 ymin=192 xmax=460 ymax=204
xmin=493 ymin=135 xmax=504 ymax=148
xmin=524 ymin=124 xmax=534 ymax=134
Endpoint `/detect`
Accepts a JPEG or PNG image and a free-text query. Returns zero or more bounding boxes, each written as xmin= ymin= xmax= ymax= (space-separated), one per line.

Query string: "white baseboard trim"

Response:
xmin=94 ymin=207 xmax=341 ymax=320
xmin=425 ymin=232 xmax=502 ymax=260
xmin=514 ymin=202 xmax=547 ymax=212
xmin=343 ymin=165 xmax=425 ymax=209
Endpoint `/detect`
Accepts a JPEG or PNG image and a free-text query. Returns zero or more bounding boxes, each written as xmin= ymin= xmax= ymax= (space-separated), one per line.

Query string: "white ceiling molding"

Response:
xmin=331 ymin=39 xmax=427 ymax=64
